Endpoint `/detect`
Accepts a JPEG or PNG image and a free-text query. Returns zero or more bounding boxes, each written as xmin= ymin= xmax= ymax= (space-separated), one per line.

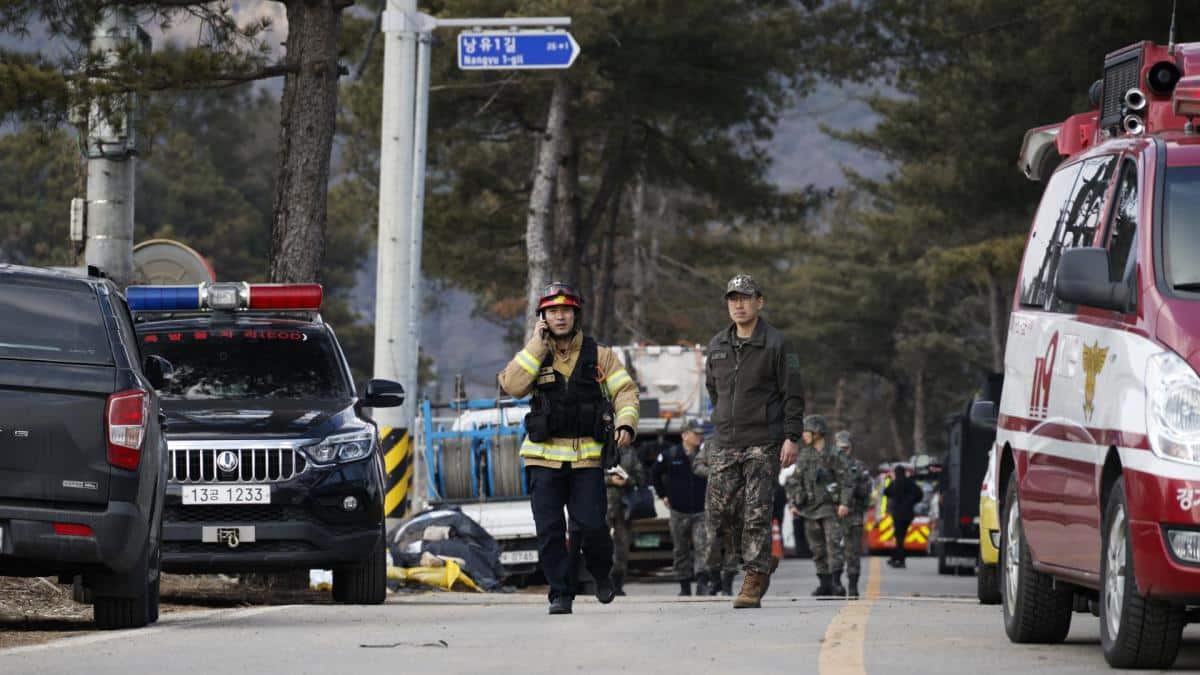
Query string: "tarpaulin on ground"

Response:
xmin=387 ymin=558 xmax=483 ymax=593
xmin=387 ymin=508 xmax=506 ymax=591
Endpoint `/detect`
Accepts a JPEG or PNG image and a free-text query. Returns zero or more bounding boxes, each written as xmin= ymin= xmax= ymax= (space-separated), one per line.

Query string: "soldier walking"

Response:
xmin=606 ymin=443 xmax=644 ymax=596
xmin=702 ymin=274 xmax=806 ymax=609
xmin=835 ymin=431 xmax=873 ymax=598
xmin=786 ymin=415 xmax=851 ymax=597
xmin=650 ymin=419 xmax=709 ymax=596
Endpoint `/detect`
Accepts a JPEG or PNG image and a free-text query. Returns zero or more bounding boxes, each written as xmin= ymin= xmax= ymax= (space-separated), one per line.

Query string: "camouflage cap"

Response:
xmin=835 ymin=430 xmax=852 ymax=448
xmin=803 ymin=415 xmax=828 ymax=436
xmin=725 ymin=273 xmax=762 ymax=298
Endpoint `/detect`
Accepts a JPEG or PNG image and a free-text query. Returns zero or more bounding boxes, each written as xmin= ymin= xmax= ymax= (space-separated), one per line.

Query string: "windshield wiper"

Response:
xmin=1174 ymin=282 xmax=1200 ymax=292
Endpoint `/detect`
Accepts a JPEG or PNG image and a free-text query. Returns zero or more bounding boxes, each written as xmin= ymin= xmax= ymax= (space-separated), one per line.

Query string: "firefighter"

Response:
xmin=702 ymin=274 xmax=806 ymax=609
xmin=786 ymin=415 xmax=851 ymax=597
xmin=883 ymin=465 xmax=923 ymax=569
xmin=498 ymin=282 xmax=640 ymax=615
xmin=835 ymin=431 xmax=872 ymax=598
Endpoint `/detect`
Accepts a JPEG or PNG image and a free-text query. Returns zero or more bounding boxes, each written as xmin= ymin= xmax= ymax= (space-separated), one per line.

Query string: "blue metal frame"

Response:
xmin=421 ymin=397 xmax=530 ymax=503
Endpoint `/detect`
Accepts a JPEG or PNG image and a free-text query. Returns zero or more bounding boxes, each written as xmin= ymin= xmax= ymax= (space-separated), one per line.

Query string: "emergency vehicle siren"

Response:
xmin=126 ymin=282 xmax=323 ymax=312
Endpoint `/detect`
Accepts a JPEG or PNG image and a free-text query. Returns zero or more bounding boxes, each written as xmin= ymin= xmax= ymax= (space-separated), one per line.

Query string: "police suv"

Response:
xmin=129 ymin=282 xmax=404 ymax=604
xmin=989 ymin=40 xmax=1200 ymax=668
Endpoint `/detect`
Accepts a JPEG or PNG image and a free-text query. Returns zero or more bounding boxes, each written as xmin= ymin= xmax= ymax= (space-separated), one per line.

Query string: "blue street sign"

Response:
xmin=457 ymin=31 xmax=581 ymax=70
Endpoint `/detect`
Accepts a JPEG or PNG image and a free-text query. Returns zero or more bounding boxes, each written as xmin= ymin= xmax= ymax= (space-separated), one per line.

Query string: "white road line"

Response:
xmin=0 ymin=605 xmax=293 ymax=657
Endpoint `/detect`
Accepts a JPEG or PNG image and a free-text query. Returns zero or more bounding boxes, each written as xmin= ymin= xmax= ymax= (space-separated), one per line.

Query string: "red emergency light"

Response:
xmin=248 ymin=284 xmax=323 ymax=310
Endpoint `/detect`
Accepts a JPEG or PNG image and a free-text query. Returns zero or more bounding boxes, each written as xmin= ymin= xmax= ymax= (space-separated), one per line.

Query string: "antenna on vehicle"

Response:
xmin=1170 ymin=0 xmax=1179 ymax=54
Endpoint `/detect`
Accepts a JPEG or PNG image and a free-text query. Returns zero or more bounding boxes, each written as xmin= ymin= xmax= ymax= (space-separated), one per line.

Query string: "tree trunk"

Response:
xmin=888 ymin=379 xmax=908 ymax=460
xmin=552 ymin=123 xmax=581 ymax=284
xmin=594 ymin=186 xmax=623 ymax=342
xmin=832 ymin=376 xmax=846 ymax=424
xmin=912 ymin=367 xmax=927 ymax=457
xmin=523 ymin=74 xmax=569 ymax=338
xmin=630 ymin=175 xmax=647 ymax=339
xmin=269 ymin=0 xmax=344 ymax=283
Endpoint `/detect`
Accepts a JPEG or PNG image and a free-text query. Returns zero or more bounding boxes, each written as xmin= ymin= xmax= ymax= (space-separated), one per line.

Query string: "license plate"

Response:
xmin=634 ymin=533 xmax=661 ymax=548
xmin=182 ymin=485 xmax=270 ymax=505
xmin=500 ymin=549 xmax=538 ymax=565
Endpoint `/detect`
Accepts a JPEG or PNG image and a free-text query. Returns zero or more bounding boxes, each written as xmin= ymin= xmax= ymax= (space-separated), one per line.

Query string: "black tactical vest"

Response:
xmin=527 ymin=337 xmax=608 ymax=440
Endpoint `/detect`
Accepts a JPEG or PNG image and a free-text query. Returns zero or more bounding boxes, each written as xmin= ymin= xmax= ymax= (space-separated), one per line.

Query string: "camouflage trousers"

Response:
xmin=606 ymin=489 xmax=632 ymax=577
xmin=805 ymin=516 xmax=844 ymax=576
xmin=840 ymin=518 xmax=864 ymax=577
xmin=668 ymin=510 xmax=705 ymax=580
xmin=702 ymin=444 xmax=781 ymax=574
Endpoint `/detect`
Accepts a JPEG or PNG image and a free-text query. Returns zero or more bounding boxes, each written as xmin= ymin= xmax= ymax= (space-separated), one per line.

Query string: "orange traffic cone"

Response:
xmin=771 ymin=518 xmax=784 ymax=559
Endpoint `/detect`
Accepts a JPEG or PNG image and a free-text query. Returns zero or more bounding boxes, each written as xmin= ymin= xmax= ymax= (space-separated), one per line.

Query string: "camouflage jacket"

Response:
xmin=842 ymin=453 xmax=873 ymax=516
xmin=785 ymin=445 xmax=852 ymax=519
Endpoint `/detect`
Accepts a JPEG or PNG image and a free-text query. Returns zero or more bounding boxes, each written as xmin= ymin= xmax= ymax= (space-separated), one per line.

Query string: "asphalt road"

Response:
xmin=5 ymin=556 xmax=1200 ymax=674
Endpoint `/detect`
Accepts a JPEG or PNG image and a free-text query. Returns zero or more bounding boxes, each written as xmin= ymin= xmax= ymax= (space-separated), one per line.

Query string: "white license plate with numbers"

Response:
xmin=182 ymin=485 xmax=270 ymax=505
xmin=500 ymin=550 xmax=538 ymax=564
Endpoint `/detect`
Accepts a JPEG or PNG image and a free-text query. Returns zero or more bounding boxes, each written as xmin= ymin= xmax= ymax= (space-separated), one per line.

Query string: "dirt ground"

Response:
xmin=0 ymin=574 xmax=333 ymax=651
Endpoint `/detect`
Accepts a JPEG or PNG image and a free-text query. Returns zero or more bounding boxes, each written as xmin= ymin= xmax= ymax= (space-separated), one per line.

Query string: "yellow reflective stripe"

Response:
xmin=617 ymin=406 xmax=640 ymax=422
xmin=519 ymin=439 xmax=604 ymax=461
xmin=515 ymin=349 xmax=540 ymax=375
xmin=605 ymin=369 xmax=632 ymax=392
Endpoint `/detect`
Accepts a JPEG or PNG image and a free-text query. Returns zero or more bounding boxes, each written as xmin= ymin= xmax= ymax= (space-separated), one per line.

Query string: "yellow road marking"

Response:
xmin=818 ymin=556 xmax=881 ymax=675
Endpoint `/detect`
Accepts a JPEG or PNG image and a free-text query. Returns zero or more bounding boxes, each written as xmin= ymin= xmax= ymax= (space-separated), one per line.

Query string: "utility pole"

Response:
xmin=84 ymin=7 xmax=142 ymax=287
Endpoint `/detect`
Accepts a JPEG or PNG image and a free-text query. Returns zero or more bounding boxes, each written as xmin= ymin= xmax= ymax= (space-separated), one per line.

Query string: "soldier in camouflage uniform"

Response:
xmin=835 ymin=431 xmax=872 ymax=598
xmin=605 ymin=444 xmax=645 ymax=596
xmin=786 ymin=415 xmax=852 ymax=597
xmin=703 ymin=274 xmax=806 ymax=609
xmin=692 ymin=440 xmax=740 ymax=595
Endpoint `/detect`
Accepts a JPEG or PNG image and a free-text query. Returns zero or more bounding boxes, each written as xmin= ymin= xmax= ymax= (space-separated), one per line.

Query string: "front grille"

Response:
xmin=164 ymin=505 xmax=303 ymax=523
xmin=1101 ymin=49 xmax=1142 ymax=129
xmin=164 ymin=540 xmax=317 ymax=554
xmin=169 ymin=445 xmax=309 ymax=484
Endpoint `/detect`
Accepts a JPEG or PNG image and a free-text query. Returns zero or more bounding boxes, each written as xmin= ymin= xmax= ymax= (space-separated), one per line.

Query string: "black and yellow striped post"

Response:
xmin=380 ymin=427 xmax=414 ymax=519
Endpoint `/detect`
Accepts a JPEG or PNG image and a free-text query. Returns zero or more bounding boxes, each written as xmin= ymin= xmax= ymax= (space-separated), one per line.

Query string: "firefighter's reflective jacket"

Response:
xmin=498 ymin=332 xmax=639 ymax=468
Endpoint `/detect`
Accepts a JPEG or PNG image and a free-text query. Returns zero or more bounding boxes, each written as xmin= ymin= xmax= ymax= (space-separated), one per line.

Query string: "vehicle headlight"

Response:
xmin=1146 ymin=350 xmax=1200 ymax=465
xmin=308 ymin=429 xmax=376 ymax=465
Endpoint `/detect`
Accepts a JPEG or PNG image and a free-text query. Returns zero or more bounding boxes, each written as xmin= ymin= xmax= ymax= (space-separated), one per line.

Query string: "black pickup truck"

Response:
xmin=0 ymin=265 xmax=170 ymax=629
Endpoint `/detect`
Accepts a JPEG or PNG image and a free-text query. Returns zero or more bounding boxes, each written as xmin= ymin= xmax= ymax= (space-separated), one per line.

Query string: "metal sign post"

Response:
xmin=374 ymin=8 xmax=575 ymax=519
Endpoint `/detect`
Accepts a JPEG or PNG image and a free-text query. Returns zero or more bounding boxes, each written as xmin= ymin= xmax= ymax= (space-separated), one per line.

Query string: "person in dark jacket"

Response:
xmin=702 ymin=273 xmax=806 ymax=609
xmin=882 ymin=465 xmax=923 ymax=568
xmin=651 ymin=419 xmax=709 ymax=596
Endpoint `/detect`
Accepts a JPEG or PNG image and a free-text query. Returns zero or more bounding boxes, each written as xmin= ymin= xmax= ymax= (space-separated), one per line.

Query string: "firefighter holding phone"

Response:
xmin=498 ymin=282 xmax=640 ymax=615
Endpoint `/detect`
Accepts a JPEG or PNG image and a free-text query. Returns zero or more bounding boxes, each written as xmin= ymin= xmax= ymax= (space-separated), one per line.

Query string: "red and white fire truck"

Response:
xmin=990 ymin=39 xmax=1200 ymax=668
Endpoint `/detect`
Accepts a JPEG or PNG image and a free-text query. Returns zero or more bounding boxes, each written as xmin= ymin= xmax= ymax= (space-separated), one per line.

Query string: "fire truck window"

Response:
xmin=1044 ymin=155 xmax=1118 ymax=313
xmin=1018 ymin=162 xmax=1083 ymax=307
xmin=1106 ymin=161 xmax=1138 ymax=282
xmin=1164 ymin=166 xmax=1200 ymax=290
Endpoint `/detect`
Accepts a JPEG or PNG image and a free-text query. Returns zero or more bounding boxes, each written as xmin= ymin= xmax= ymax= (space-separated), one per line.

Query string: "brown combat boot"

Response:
xmin=733 ymin=570 xmax=768 ymax=609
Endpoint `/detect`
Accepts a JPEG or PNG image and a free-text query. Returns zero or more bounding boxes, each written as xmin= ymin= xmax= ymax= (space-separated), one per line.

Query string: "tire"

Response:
xmin=72 ymin=576 xmax=93 ymax=605
xmin=977 ymin=560 xmax=1001 ymax=605
xmin=333 ymin=526 xmax=387 ymax=605
xmin=1000 ymin=472 xmax=1072 ymax=643
xmin=937 ymin=544 xmax=950 ymax=575
xmin=1099 ymin=477 xmax=1184 ymax=669
xmin=147 ymin=521 xmax=162 ymax=624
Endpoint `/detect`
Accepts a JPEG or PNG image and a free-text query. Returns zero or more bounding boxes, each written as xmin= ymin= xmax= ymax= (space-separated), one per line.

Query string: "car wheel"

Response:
xmin=333 ymin=526 xmax=386 ymax=605
xmin=72 ymin=576 xmax=93 ymax=605
xmin=1000 ymin=472 xmax=1071 ymax=643
xmin=937 ymin=544 xmax=950 ymax=575
xmin=93 ymin=543 xmax=152 ymax=630
xmin=977 ymin=555 xmax=1001 ymax=605
xmin=146 ymin=539 xmax=161 ymax=624
xmin=1099 ymin=477 xmax=1184 ymax=669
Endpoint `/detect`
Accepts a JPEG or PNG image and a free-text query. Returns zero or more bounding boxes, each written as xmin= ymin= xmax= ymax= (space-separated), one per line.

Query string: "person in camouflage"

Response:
xmin=605 ymin=444 xmax=644 ymax=596
xmin=692 ymin=440 xmax=740 ymax=595
xmin=703 ymin=274 xmax=806 ymax=609
xmin=786 ymin=415 xmax=852 ymax=597
xmin=835 ymin=430 xmax=872 ymax=598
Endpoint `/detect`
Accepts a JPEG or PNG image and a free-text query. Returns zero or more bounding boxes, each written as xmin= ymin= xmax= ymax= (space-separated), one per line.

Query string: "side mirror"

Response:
xmin=1055 ymin=247 xmax=1131 ymax=312
xmin=143 ymin=355 xmax=174 ymax=391
xmin=363 ymin=379 xmax=405 ymax=409
xmin=968 ymin=400 xmax=997 ymax=430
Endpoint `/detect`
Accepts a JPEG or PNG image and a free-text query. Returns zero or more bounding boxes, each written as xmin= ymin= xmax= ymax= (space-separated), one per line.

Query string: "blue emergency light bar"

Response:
xmin=127 ymin=282 xmax=323 ymax=312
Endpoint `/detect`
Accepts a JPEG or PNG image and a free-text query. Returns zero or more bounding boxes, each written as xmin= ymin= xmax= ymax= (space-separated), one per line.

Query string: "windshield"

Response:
xmin=0 ymin=281 xmax=112 ymax=365
xmin=1164 ymin=166 xmax=1200 ymax=289
xmin=138 ymin=326 xmax=349 ymax=400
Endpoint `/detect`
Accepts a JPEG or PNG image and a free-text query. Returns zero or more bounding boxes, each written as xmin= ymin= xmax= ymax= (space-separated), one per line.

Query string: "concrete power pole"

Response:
xmin=375 ymin=0 xmax=423 ymax=521
xmin=84 ymin=7 xmax=141 ymax=287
